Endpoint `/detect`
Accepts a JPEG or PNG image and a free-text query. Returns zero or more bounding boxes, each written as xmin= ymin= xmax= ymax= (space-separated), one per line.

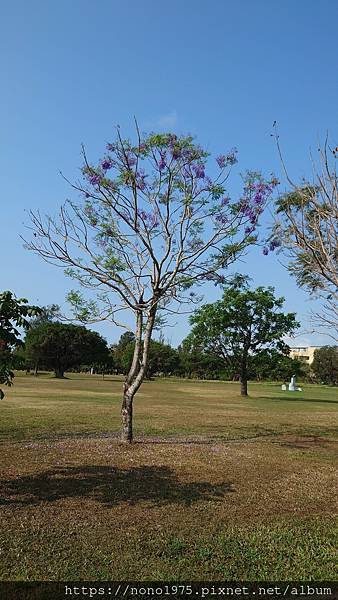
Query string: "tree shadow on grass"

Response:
xmin=0 ymin=465 xmax=233 ymax=507
xmin=258 ymin=395 xmax=338 ymax=404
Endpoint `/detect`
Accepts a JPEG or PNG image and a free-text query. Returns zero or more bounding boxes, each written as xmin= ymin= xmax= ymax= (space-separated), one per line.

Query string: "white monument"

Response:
xmin=288 ymin=374 xmax=297 ymax=391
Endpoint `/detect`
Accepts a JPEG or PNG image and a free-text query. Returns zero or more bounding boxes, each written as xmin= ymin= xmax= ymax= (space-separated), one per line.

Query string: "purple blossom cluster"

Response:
xmin=159 ymin=151 xmax=167 ymax=171
xmin=101 ymin=158 xmax=115 ymax=171
xmin=125 ymin=152 xmax=137 ymax=167
xmin=89 ymin=174 xmax=101 ymax=186
xmin=192 ymin=162 xmax=205 ymax=179
xmin=106 ymin=142 xmax=116 ymax=152
xmin=187 ymin=238 xmax=204 ymax=251
xmin=137 ymin=209 xmax=159 ymax=228
xmin=269 ymin=238 xmax=281 ymax=250
xmin=262 ymin=238 xmax=281 ymax=256
xmin=135 ymin=169 xmax=148 ymax=191
xmin=215 ymin=212 xmax=228 ymax=225
xmin=226 ymin=148 xmax=238 ymax=165
xmin=216 ymin=155 xmax=227 ymax=169
xmin=216 ymin=148 xmax=238 ymax=168
xmin=239 ymin=179 xmax=277 ymax=229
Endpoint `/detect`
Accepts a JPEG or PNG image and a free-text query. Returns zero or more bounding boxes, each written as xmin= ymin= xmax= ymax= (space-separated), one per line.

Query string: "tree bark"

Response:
xmin=54 ymin=367 xmax=65 ymax=378
xmin=239 ymin=352 xmax=248 ymax=396
xmin=121 ymin=390 xmax=133 ymax=443
xmin=34 ymin=362 xmax=39 ymax=377
xmin=240 ymin=377 xmax=248 ymax=396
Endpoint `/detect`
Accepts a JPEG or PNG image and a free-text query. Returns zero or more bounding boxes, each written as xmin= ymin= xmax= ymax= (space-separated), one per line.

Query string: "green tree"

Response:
xmin=27 ymin=304 xmax=61 ymax=375
xmin=112 ymin=332 xmax=136 ymax=375
xmin=0 ymin=291 xmax=40 ymax=398
xmin=145 ymin=340 xmax=178 ymax=377
xmin=251 ymin=349 xmax=306 ymax=382
xmin=24 ymin=322 xmax=109 ymax=379
xmin=26 ymin=126 xmax=277 ymax=442
xmin=187 ymin=276 xmax=299 ymax=395
xmin=312 ymin=346 xmax=338 ymax=385
xmin=177 ymin=340 xmax=225 ymax=380
xmin=113 ymin=333 xmax=178 ymax=378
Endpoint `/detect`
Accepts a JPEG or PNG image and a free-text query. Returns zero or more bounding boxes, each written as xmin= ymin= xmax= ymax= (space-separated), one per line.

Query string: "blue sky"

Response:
xmin=1 ymin=0 xmax=337 ymax=347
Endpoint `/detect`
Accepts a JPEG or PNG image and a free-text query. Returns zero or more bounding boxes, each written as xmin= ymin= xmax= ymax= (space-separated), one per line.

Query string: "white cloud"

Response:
xmin=144 ymin=111 xmax=178 ymax=130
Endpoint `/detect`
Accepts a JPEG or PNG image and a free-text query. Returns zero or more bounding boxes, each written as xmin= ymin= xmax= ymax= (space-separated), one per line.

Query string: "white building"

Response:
xmin=289 ymin=346 xmax=323 ymax=365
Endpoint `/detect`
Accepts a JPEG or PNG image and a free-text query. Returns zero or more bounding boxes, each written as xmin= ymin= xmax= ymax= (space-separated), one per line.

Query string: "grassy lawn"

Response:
xmin=0 ymin=373 xmax=337 ymax=580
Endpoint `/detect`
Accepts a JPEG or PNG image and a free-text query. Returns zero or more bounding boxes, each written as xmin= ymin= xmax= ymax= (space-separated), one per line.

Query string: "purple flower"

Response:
xmin=159 ymin=151 xmax=166 ymax=171
xmin=137 ymin=209 xmax=159 ymax=228
xmin=226 ymin=148 xmax=238 ymax=165
xmin=245 ymin=226 xmax=255 ymax=235
xmin=89 ymin=174 xmax=101 ymax=186
xmin=221 ymin=196 xmax=230 ymax=206
xmin=215 ymin=213 xmax=228 ymax=225
xmin=136 ymin=170 xmax=148 ymax=191
xmin=148 ymin=213 xmax=160 ymax=228
xmin=216 ymin=155 xmax=226 ymax=169
xmin=269 ymin=239 xmax=281 ymax=251
xmin=138 ymin=209 xmax=148 ymax=222
xmin=262 ymin=247 xmax=269 ymax=256
xmin=192 ymin=162 xmax=205 ymax=179
xmin=101 ymin=159 xmax=114 ymax=171
xmin=254 ymin=193 xmax=263 ymax=204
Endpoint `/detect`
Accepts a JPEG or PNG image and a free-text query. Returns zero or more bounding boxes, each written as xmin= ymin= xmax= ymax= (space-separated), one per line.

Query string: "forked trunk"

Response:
xmin=120 ymin=305 xmax=157 ymax=443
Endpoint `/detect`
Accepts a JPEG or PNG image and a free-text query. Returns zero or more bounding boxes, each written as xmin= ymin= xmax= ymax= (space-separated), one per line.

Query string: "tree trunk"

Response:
xmin=120 ymin=305 xmax=157 ymax=443
xmin=240 ymin=377 xmax=248 ymax=396
xmin=121 ymin=390 xmax=133 ymax=443
xmin=54 ymin=367 xmax=65 ymax=378
xmin=34 ymin=362 xmax=39 ymax=377
xmin=240 ymin=353 xmax=248 ymax=396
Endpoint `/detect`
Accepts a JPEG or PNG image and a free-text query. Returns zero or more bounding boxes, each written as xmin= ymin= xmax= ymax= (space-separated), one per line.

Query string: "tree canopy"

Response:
xmin=186 ymin=276 xmax=299 ymax=395
xmin=312 ymin=346 xmax=338 ymax=385
xmin=0 ymin=291 xmax=41 ymax=397
xmin=272 ymin=138 xmax=338 ymax=339
xmin=24 ymin=322 xmax=110 ymax=378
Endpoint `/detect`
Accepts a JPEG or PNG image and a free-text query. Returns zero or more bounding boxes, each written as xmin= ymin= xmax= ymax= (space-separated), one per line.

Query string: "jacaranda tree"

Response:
xmin=272 ymin=134 xmax=338 ymax=339
xmin=25 ymin=126 xmax=277 ymax=442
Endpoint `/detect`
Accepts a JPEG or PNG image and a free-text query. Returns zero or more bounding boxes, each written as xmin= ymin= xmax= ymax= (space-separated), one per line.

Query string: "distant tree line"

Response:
xmin=4 ymin=292 xmax=338 ymax=397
